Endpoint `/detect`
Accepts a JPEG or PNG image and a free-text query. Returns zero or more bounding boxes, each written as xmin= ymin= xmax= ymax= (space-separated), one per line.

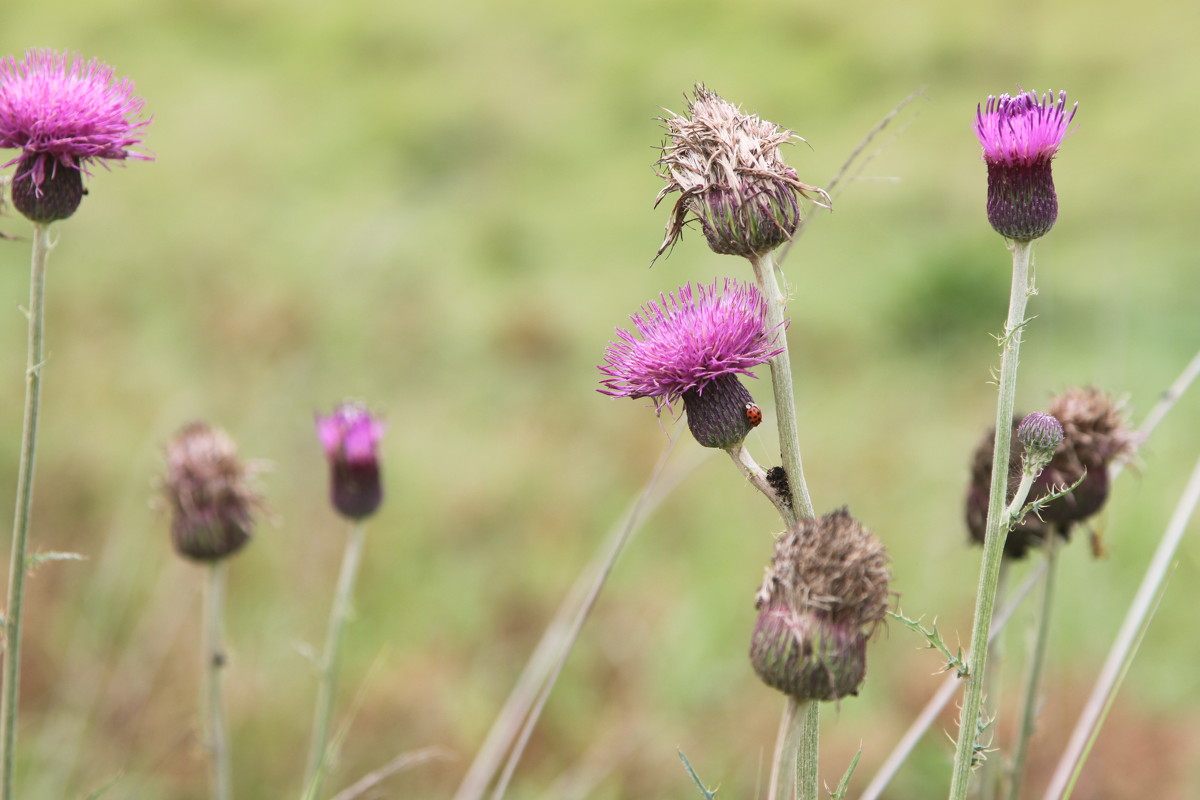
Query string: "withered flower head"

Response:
xmin=163 ymin=421 xmax=259 ymax=562
xmin=965 ymin=388 xmax=1134 ymax=558
xmin=1038 ymin=387 xmax=1135 ymax=528
xmin=750 ymin=509 xmax=890 ymax=702
xmin=653 ymin=84 xmax=829 ymax=262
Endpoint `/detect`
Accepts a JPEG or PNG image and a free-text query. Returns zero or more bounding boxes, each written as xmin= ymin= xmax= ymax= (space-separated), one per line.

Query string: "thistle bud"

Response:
xmin=654 ymin=84 xmax=829 ymax=261
xmin=1017 ymin=411 xmax=1064 ymax=473
xmin=316 ymin=402 xmax=385 ymax=520
xmin=972 ymin=90 xmax=1076 ymax=241
xmin=750 ymin=509 xmax=890 ymax=702
xmin=163 ymin=422 xmax=258 ymax=562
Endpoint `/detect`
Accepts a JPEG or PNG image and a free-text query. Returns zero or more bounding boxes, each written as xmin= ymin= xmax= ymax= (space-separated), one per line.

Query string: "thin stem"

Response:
xmin=749 ymin=250 xmax=816 ymax=523
xmin=948 ymin=239 xmax=1035 ymax=800
xmin=303 ymin=522 xmax=369 ymax=800
xmin=796 ymin=701 xmax=819 ymax=800
xmin=1006 ymin=533 xmax=1059 ymax=800
xmin=1 ymin=223 xmax=53 ymax=800
xmin=1043 ymin=452 xmax=1200 ymax=800
xmin=767 ymin=698 xmax=800 ymax=800
xmin=206 ymin=563 xmax=232 ymax=800
xmin=726 ymin=444 xmax=797 ymax=526
xmin=979 ymin=561 xmax=1010 ymax=800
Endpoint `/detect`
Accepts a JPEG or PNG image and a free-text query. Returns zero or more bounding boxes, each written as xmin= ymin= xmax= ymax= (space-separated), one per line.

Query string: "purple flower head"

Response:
xmin=0 ymin=49 xmax=152 ymax=221
xmin=599 ymin=279 xmax=783 ymax=449
xmin=972 ymin=90 xmax=1076 ymax=241
xmin=973 ymin=90 xmax=1076 ymax=167
xmin=598 ymin=279 xmax=783 ymax=413
xmin=316 ymin=402 xmax=385 ymax=520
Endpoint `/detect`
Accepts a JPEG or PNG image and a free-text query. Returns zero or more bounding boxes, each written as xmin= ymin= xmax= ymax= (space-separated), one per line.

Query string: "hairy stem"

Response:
xmin=948 ymin=239 xmax=1035 ymax=800
xmin=796 ymin=700 xmax=819 ymax=800
xmin=1 ymin=223 xmax=53 ymax=800
xmin=749 ymin=250 xmax=815 ymax=523
xmin=304 ymin=522 xmax=368 ymax=800
xmin=206 ymin=563 xmax=232 ymax=800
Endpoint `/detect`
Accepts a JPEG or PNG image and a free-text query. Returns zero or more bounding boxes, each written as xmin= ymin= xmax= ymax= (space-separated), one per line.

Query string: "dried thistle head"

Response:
xmin=749 ymin=509 xmax=891 ymax=702
xmin=653 ymin=84 xmax=829 ymax=262
xmin=1036 ymin=387 xmax=1135 ymax=527
xmin=163 ymin=421 xmax=259 ymax=562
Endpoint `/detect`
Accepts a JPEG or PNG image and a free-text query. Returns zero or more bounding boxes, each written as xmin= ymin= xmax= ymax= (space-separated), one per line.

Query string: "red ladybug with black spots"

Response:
xmin=745 ymin=402 xmax=763 ymax=428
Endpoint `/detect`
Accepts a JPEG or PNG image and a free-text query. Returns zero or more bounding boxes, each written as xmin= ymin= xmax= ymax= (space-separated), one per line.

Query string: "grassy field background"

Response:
xmin=2 ymin=1 xmax=1199 ymax=797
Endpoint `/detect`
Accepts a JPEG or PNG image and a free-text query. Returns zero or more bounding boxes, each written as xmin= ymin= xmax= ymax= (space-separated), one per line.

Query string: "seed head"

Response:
xmin=0 ymin=49 xmax=152 ymax=222
xmin=973 ymin=90 xmax=1075 ymax=241
xmin=317 ymin=402 xmax=385 ymax=520
xmin=163 ymin=422 xmax=258 ymax=562
xmin=654 ymin=84 xmax=829 ymax=262
xmin=750 ymin=509 xmax=890 ymax=702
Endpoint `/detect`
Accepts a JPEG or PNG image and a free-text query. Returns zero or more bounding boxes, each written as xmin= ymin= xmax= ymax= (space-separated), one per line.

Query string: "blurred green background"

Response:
xmin=2 ymin=0 xmax=1199 ymax=797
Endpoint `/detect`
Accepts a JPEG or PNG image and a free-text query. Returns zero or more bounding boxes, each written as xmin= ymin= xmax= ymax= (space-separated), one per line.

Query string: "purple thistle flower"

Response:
xmin=317 ymin=403 xmax=385 ymax=521
xmin=598 ymin=279 xmax=783 ymax=448
xmin=0 ymin=48 xmax=152 ymax=222
xmin=972 ymin=90 xmax=1076 ymax=241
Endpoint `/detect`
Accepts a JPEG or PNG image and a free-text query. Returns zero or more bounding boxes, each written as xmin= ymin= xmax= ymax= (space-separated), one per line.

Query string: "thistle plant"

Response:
xmin=624 ymin=85 xmax=872 ymax=800
xmin=304 ymin=402 xmax=385 ymax=800
xmin=0 ymin=48 xmax=151 ymax=800
xmin=948 ymin=90 xmax=1076 ymax=800
xmin=163 ymin=421 xmax=262 ymax=800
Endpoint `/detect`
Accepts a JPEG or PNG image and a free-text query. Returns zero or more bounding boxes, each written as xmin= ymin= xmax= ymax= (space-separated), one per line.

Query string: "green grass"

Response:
xmin=3 ymin=1 xmax=1200 ymax=797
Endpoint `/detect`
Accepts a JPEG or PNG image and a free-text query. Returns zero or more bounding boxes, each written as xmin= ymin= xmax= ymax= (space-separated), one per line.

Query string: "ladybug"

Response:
xmin=744 ymin=402 xmax=763 ymax=428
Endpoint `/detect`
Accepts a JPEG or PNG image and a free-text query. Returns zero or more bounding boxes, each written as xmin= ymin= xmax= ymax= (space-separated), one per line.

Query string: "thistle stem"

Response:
xmin=796 ymin=701 xmax=819 ymax=800
xmin=979 ymin=561 xmax=1010 ymax=800
xmin=1006 ymin=532 xmax=1059 ymax=800
xmin=948 ymin=239 xmax=1035 ymax=800
xmin=303 ymin=521 xmax=368 ymax=800
xmin=751 ymin=248 xmax=819 ymax=800
xmin=749 ymin=251 xmax=815 ymax=523
xmin=205 ymin=563 xmax=233 ymax=800
xmin=1 ymin=223 xmax=53 ymax=800
xmin=726 ymin=444 xmax=796 ymax=526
